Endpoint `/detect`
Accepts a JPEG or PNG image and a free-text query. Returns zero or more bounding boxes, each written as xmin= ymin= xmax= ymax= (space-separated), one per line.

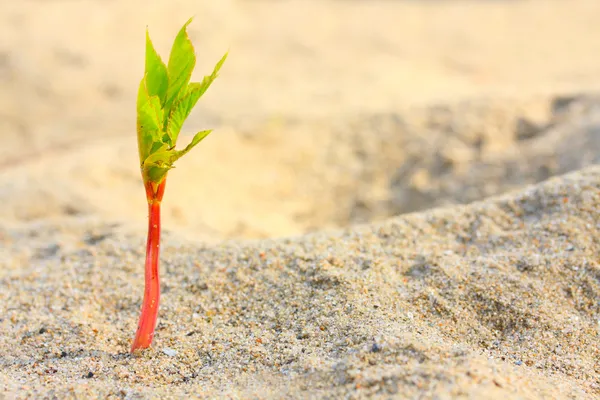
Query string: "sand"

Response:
xmin=1 ymin=0 xmax=600 ymax=398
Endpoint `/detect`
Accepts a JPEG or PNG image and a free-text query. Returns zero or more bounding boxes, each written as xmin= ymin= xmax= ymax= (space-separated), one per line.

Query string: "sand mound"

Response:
xmin=1 ymin=167 xmax=599 ymax=398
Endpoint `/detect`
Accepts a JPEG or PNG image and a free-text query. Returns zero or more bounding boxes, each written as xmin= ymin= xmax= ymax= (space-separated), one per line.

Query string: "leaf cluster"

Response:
xmin=137 ymin=18 xmax=227 ymax=184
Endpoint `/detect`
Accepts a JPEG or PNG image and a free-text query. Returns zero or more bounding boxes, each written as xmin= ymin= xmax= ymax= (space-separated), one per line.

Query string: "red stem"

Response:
xmin=131 ymin=179 xmax=166 ymax=352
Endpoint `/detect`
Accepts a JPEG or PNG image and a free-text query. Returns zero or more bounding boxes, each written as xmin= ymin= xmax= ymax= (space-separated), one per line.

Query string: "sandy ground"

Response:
xmin=1 ymin=0 xmax=600 ymax=398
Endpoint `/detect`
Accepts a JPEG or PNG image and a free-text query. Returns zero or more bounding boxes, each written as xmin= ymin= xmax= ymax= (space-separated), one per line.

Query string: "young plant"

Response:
xmin=131 ymin=18 xmax=227 ymax=352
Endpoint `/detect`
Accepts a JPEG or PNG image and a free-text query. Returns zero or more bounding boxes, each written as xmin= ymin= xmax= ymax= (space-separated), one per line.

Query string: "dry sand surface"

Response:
xmin=1 ymin=0 xmax=600 ymax=398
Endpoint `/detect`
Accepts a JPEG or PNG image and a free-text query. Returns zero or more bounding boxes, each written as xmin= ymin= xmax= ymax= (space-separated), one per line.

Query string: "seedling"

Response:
xmin=130 ymin=18 xmax=227 ymax=352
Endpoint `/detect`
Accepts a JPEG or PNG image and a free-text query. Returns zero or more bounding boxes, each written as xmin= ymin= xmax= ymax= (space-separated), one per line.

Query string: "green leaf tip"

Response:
xmin=144 ymin=30 xmax=168 ymax=105
xmin=136 ymin=18 xmax=227 ymax=185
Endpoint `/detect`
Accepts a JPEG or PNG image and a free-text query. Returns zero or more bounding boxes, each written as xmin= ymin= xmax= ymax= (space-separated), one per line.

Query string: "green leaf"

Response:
xmin=164 ymin=86 xmax=199 ymax=146
xmin=164 ymin=18 xmax=196 ymax=114
xmin=172 ymin=130 xmax=212 ymax=161
xmin=144 ymin=30 xmax=168 ymax=105
xmin=194 ymin=50 xmax=227 ymax=99
xmin=142 ymin=131 xmax=212 ymax=183
xmin=166 ymin=52 xmax=228 ymax=144
xmin=142 ymin=145 xmax=176 ymax=184
xmin=144 ymin=161 xmax=173 ymax=184
xmin=136 ymin=78 xmax=165 ymax=163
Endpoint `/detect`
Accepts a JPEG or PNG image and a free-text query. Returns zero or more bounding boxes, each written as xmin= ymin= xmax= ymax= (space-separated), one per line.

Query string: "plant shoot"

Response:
xmin=131 ymin=18 xmax=227 ymax=352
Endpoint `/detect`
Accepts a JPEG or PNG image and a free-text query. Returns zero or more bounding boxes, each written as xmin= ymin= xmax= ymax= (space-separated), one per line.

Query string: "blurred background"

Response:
xmin=1 ymin=0 xmax=599 ymax=242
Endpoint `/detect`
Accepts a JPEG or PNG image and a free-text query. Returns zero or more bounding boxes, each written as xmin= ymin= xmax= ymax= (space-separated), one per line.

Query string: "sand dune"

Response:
xmin=2 ymin=167 xmax=599 ymax=398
